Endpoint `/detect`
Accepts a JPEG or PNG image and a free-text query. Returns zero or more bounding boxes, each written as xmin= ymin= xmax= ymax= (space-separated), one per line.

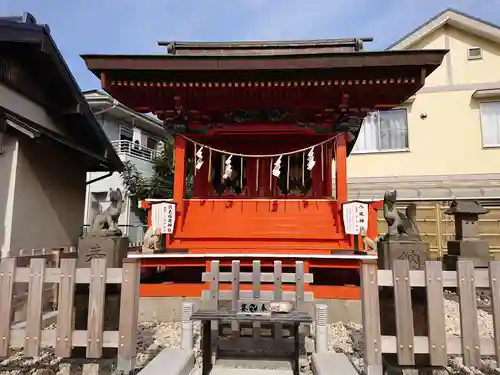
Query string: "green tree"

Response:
xmin=120 ymin=138 xmax=193 ymax=224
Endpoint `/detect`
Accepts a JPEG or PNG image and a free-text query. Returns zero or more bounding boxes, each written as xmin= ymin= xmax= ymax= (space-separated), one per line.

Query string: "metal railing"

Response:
xmin=111 ymin=140 xmax=159 ymax=161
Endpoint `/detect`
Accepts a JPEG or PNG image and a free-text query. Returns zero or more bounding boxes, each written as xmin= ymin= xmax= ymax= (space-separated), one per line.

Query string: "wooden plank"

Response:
xmin=252 ymin=260 xmax=261 ymax=300
xmin=377 ymin=268 xmax=491 ymax=288
xmin=457 ymin=260 xmax=481 ymax=367
xmin=13 ymin=267 xmax=123 ymax=284
xmin=86 ymin=258 xmax=107 ymax=358
xmin=231 ymin=261 xmax=240 ymax=338
xmin=209 ymin=260 xmax=219 ymax=310
xmin=274 ymin=261 xmax=283 ymax=341
xmin=24 ymin=258 xmax=46 ymax=358
xmin=201 ymin=272 xmax=313 ymax=283
xmin=393 ymin=259 xmax=415 ymax=365
xmin=295 ymin=261 xmax=305 ymax=309
xmin=489 ymin=261 xmax=500 ymax=364
xmin=424 ymin=261 xmax=447 ymax=366
xmin=55 ymin=258 xmax=76 ymax=357
xmin=209 ymin=260 xmax=219 ymax=365
xmin=0 ymin=258 xmax=16 ymax=357
xmin=117 ymin=259 xmax=141 ymax=373
xmin=9 ymin=329 xmax=120 ymax=349
xmin=380 ymin=335 xmax=495 ymax=356
xmin=252 ymin=260 xmax=261 ymax=341
xmin=273 ymin=261 xmax=283 ymax=301
xmin=231 ymin=261 xmax=241 ymax=310
xmin=360 ymin=260 xmax=382 ymax=375
xmin=201 ymin=290 xmax=314 ymax=302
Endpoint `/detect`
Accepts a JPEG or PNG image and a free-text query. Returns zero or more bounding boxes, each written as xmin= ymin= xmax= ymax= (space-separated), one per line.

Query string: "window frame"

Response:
xmin=118 ymin=124 xmax=133 ymax=142
xmin=352 ymin=108 xmax=410 ymax=154
xmin=467 ymin=46 xmax=483 ymax=61
xmin=479 ymin=100 xmax=500 ymax=148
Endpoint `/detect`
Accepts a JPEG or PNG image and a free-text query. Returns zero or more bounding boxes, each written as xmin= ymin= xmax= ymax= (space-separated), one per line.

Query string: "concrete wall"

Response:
xmin=8 ymin=136 xmax=86 ymax=255
xmin=347 ymin=24 xmax=500 ymax=180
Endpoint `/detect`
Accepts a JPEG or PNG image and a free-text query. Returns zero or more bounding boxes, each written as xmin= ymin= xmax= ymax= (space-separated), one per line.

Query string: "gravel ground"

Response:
xmin=327 ymin=298 xmax=497 ymax=375
xmin=0 ymin=298 xmax=498 ymax=374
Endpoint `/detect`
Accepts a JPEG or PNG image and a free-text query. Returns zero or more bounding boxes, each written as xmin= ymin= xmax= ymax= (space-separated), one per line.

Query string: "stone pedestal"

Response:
xmin=73 ymin=236 xmax=129 ymax=358
xmin=77 ymin=236 xmax=129 ymax=269
xmin=377 ymin=240 xmax=430 ymax=270
xmin=443 ymin=240 xmax=492 ymax=269
xmin=442 ymin=200 xmax=492 ymax=273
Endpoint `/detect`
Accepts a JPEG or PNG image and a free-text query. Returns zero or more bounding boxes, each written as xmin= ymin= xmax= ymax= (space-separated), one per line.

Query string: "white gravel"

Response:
xmin=1 ymin=299 xmax=498 ymax=374
xmin=327 ymin=299 xmax=497 ymax=374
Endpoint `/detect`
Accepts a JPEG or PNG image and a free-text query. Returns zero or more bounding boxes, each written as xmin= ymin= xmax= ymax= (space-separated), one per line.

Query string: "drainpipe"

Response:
xmin=92 ymin=99 xmax=120 ymax=117
xmin=86 ymin=171 xmax=113 ymax=185
xmin=85 ymin=99 xmax=121 ymax=186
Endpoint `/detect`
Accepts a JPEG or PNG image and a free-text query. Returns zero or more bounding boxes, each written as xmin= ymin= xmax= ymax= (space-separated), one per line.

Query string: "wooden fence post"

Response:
xmin=457 ymin=260 xmax=481 ymax=367
xmin=86 ymin=258 xmax=107 ymax=358
xmin=117 ymin=258 xmax=141 ymax=373
xmin=425 ymin=261 xmax=447 ymax=366
xmin=360 ymin=259 xmax=382 ymax=375
xmin=55 ymin=258 xmax=77 ymax=358
xmin=0 ymin=258 xmax=16 ymax=357
xmin=24 ymin=258 xmax=46 ymax=358
xmin=393 ymin=259 xmax=415 ymax=366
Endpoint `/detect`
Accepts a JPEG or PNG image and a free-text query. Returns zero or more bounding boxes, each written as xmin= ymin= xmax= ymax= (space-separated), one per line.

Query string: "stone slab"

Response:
xmin=77 ymin=236 xmax=129 ymax=268
xmin=446 ymin=239 xmax=491 ymax=258
xmin=377 ymin=241 xmax=429 ymax=270
xmin=443 ymin=254 xmax=493 ymax=270
xmin=138 ymin=297 xmax=362 ymax=324
xmin=138 ymin=348 xmax=194 ymax=375
xmin=311 ymin=353 xmax=358 ymax=375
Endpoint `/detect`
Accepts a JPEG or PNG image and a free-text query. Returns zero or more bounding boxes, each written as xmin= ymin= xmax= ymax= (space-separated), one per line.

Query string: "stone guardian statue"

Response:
xmin=89 ymin=188 xmax=124 ymax=237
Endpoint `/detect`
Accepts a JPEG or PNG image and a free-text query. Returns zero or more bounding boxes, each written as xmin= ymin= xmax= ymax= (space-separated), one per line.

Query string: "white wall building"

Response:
xmin=83 ymin=90 xmax=167 ymax=244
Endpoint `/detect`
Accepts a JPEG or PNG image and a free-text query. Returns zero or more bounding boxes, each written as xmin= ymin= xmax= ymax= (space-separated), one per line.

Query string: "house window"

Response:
xmin=119 ymin=125 xmax=133 ymax=142
xmin=467 ymin=47 xmax=483 ymax=60
xmin=480 ymin=101 xmax=500 ymax=147
xmin=146 ymin=137 xmax=159 ymax=150
xmin=353 ymin=109 xmax=409 ymax=152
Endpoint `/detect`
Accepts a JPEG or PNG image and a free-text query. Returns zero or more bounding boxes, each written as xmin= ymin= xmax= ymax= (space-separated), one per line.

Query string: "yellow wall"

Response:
xmin=347 ymin=24 xmax=500 ymax=179
xmin=411 ymin=27 xmax=449 ymax=87
xmin=448 ymin=27 xmax=500 ymax=84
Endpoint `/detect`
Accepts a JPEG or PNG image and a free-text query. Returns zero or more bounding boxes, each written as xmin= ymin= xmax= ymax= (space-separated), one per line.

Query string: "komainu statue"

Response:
xmin=142 ymin=226 xmax=162 ymax=253
xmin=89 ymin=188 xmax=124 ymax=237
xmin=382 ymin=190 xmax=420 ymax=241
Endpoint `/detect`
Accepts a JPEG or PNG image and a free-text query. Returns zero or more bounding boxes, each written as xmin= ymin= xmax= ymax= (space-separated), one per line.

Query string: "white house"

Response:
xmin=83 ymin=90 xmax=167 ymax=244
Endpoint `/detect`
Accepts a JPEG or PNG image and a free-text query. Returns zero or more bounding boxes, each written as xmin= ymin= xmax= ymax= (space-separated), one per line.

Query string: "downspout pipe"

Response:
xmin=85 ymin=99 xmax=121 ymax=185
xmin=86 ymin=171 xmax=114 ymax=185
xmin=92 ymin=99 xmax=119 ymax=117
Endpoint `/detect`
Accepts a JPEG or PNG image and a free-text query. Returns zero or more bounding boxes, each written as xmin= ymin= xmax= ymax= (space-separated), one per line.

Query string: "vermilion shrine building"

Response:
xmin=82 ymin=38 xmax=446 ymax=299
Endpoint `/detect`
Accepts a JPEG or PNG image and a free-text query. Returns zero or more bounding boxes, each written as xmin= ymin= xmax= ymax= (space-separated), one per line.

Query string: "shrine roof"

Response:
xmin=157 ymin=37 xmax=373 ymax=56
xmin=81 ymin=49 xmax=447 ymax=77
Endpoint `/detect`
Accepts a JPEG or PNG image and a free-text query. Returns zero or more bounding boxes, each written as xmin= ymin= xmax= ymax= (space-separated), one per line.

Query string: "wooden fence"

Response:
xmin=10 ymin=247 xmax=76 ymax=322
xmin=361 ymin=259 xmax=500 ymax=375
xmin=378 ymin=203 xmax=500 ymax=258
xmin=0 ymin=257 xmax=140 ymax=373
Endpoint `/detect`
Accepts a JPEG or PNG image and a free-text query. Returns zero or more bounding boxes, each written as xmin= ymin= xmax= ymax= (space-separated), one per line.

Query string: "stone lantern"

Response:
xmin=443 ymin=200 xmax=491 ymax=270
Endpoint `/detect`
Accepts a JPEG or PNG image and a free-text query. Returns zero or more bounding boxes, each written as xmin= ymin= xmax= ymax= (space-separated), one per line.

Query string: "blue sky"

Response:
xmin=1 ymin=0 xmax=499 ymax=91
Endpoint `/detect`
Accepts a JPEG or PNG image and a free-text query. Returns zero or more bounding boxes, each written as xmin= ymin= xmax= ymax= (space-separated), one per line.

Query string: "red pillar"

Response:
xmin=173 ymin=136 xmax=187 ymax=218
xmin=324 ymin=143 xmax=333 ymax=196
xmin=335 ymin=133 xmax=347 ymax=202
